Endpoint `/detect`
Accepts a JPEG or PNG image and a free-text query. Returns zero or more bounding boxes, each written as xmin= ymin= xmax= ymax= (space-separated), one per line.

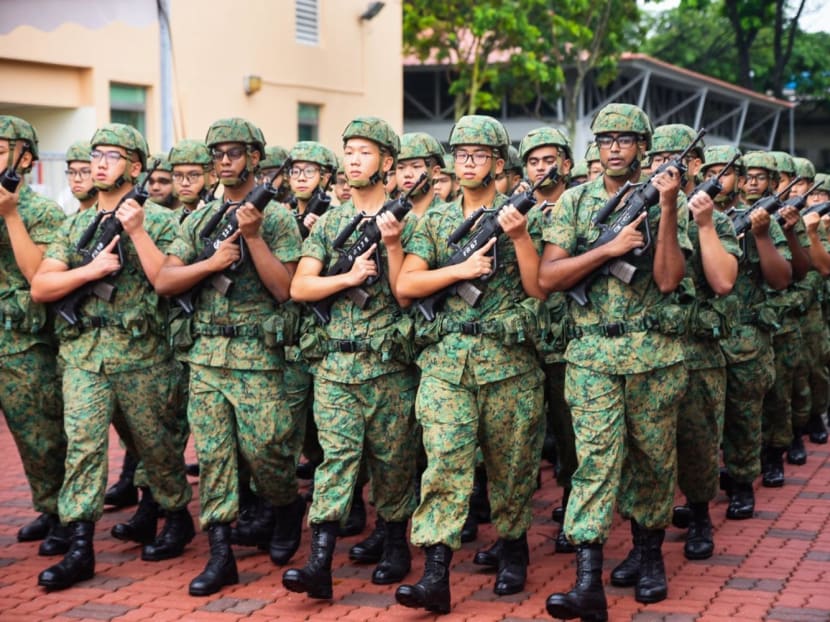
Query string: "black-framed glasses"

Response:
xmin=595 ymin=134 xmax=639 ymax=149
xmin=65 ymin=168 xmax=92 ymax=179
xmin=289 ymin=165 xmax=320 ymax=179
xmin=745 ymin=173 xmax=769 ymax=183
xmin=454 ymin=151 xmax=493 ymax=165
xmin=172 ymin=171 xmax=204 ymax=184
xmin=211 ymin=146 xmax=246 ymax=162
xmin=90 ymin=149 xmax=130 ymax=164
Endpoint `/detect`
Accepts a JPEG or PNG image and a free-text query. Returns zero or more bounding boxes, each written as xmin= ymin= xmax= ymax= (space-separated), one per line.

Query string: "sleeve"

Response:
xmin=146 ymin=205 xmax=179 ymax=254
xmin=542 ymin=188 xmax=579 ymax=254
xmin=28 ymin=199 xmax=65 ymax=246
xmin=714 ymin=209 xmax=742 ymax=260
xmin=768 ymin=219 xmax=792 ymax=260
xmin=526 ymin=207 xmax=544 ymax=254
xmin=403 ymin=211 xmax=438 ymax=267
xmin=165 ymin=211 xmax=199 ymax=264
xmin=300 ymin=208 xmax=332 ymax=262
xmin=43 ymin=215 xmax=77 ymax=265
xmin=264 ymin=204 xmax=302 ymax=264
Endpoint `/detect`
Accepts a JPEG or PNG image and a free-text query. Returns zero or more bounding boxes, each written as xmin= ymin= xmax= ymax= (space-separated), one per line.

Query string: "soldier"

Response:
xmin=569 ymin=159 xmax=589 ymax=187
xmin=146 ymin=154 xmax=176 ymax=208
xmin=585 ymin=143 xmax=603 ymax=182
xmin=0 ymin=116 xmax=67 ymax=558
xmin=284 ymin=116 xmax=418 ymax=600
xmin=31 ymin=123 xmax=194 ymax=590
xmin=540 ymin=103 xmax=690 ymax=620
xmin=394 ymin=115 xmax=546 ymax=613
xmin=648 ymin=124 xmax=705 ymax=196
xmin=155 ymin=118 xmax=304 ymax=596
xmin=495 ymin=145 xmax=524 ymax=195
xmin=169 ymin=139 xmax=214 ymax=222
xmin=433 ymin=152 xmax=458 ymax=202
xmin=64 ymin=140 xmax=97 ymax=211
xmin=332 ymin=155 xmax=352 ymax=205
xmin=256 ymin=145 xmax=289 ymax=185
xmin=287 ymin=141 xmax=336 ymax=237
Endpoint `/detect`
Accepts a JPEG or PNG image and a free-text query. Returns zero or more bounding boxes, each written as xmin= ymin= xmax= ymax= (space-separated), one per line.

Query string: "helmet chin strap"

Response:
xmin=459 ymin=162 xmax=496 ymax=189
xmin=605 ymin=153 xmax=642 ymax=179
xmin=73 ymin=186 xmax=98 ymax=201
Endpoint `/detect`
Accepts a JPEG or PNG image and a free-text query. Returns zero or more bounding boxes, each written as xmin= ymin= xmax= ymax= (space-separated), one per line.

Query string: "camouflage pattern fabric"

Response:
xmin=762 ymin=330 xmax=803 ymax=447
xmin=543 ymin=361 xmax=576 ymax=488
xmin=791 ymin=271 xmax=829 ymax=431
xmin=187 ymin=363 xmax=300 ymax=528
xmin=410 ymin=368 xmax=544 ymax=549
xmin=58 ymin=364 xmax=191 ymax=522
xmin=563 ymin=362 xmax=687 ymax=542
xmin=308 ymin=370 xmax=418 ymax=525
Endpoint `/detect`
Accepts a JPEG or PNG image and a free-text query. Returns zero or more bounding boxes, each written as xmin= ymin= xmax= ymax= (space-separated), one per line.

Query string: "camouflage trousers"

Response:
xmin=309 ymin=369 xmax=418 ymax=525
xmin=543 ymin=361 xmax=577 ymax=488
xmin=762 ymin=330 xmax=803 ymax=448
xmin=188 ymin=363 xmax=300 ymax=529
xmin=0 ymin=346 xmax=64 ymax=514
xmin=677 ymin=367 xmax=725 ymax=503
xmin=563 ymin=362 xmax=687 ymax=544
xmin=791 ymin=327 xmax=830 ymax=432
xmin=722 ymin=348 xmax=776 ymax=483
xmin=410 ymin=367 xmax=544 ymax=550
xmin=59 ymin=363 xmax=191 ymax=523
xmin=284 ymin=359 xmax=320 ymax=465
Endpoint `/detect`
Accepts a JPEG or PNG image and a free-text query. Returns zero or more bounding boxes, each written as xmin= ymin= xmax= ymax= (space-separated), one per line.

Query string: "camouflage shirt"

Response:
xmin=301 ymin=200 xmax=416 ymax=382
xmin=543 ymin=176 xmax=693 ymax=375
xmin=405 ymin=194 xmax=544 ymax=385
xmin=0 ymin=184 xmax=64 ymax=355
xmin=45 ymin=200 xmax=176 ymax=373
xmin=166 ymin=199 xmax=302 ymax=371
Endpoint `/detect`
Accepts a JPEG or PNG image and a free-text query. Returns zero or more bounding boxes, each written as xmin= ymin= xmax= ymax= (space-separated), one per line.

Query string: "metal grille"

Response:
xmin=296 ymin=0 xmax=319 ymax=45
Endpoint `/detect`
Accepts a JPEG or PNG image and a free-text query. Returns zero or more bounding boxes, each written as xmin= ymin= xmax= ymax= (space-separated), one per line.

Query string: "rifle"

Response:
xmin=802 ymin=200 xmax=830 ymax=219
xmin=0 ymin=145 xmax=30 ymax=193
xmin=199 ymin=180 xmax=219 ymax=205
xmin=730 ymin=176 xmax=801 ymax=237
xmin=173 ymin=160 xmax=291 ymax=315
xmin=688 ymin=153 xmax=740 ymax=201
xmin=567 ymin=129 xmax=707 ymax=306
xmin=773 ymin=180 xmax=823 ymax=225
xmin=54 ymin=159 xmax=161 ymax=326
xmin=296 ymin=173 xmax=334 ymax=238
xmin=414 ymin=166 xmax=559 ymax=322
xmin=310 ymin=172 xmax=428 ymax=325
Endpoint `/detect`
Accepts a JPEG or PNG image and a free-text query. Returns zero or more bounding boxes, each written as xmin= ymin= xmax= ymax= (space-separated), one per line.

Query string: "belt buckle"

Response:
xmin=337 ymin=340 xmax=357 ymax=353
xmin=220 ymin=326 xmax=238 ymax=337
xmin=603 ymin=322 xmax=624 ymax=337
xmin=461 ymin=321 xmax=481 ymax=335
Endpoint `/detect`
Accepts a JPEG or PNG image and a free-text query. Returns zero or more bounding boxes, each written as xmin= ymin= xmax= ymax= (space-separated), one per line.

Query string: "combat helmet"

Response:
xmin=701 ymin=145 xmax=744 ymax=205
xmin=342 ymin=116 xmax=400 ymax=187
xmin=519 ymin=126 xmax=572 ymax=186
xmin=769 ymin=151 xmax=796 ymax=178
xmin=90 ymin=123 xmax=149 ymax=188
xmin=399 ymin=132 xmax=445 ymax=168
xmin=205 ymin=117 xmax=265 ymax=187
xmin=448 ymin=115 xmax=510 ymax=188
xmin=64 ymin=139 xmax=97 ymax=201
xmin=591 ymin=103 xmax=652 ymax=177
xmin=169 ymin=139 xmax=212 ymax=169
xmin=650 ymin=124 xmax=704 ymax=159
xmin=0 ymin=115 xmax=39 ymax=172
xmin=288 ymin=141 xmax=336 ymax=198
xmin=258 ymin=145 xmax=290 ymax=171
xmin=793 ymin=156 xmax=816 ymax=181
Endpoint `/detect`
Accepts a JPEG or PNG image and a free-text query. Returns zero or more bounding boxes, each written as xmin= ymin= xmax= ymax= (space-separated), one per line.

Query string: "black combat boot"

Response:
xmin=636 ymin=528 xmax=667 ymax=604
xmin=268 ymin=495 xmax=306 ymax=565
xmin=807 ymin=413 xmax=828 ymax=444
xmin=232 ymin=499 xmax=275 ymax=547
xmin=473 ymin=538 xmax=504 ymax=569
xmin=371 ymin=520 xmax=411 ymax=584
xmin=111 ymin=487 xmax=159 ymax=544
xmin=684 ymin=502 xmax=714 ymax=560
xmin=189 ymin=523 xmax=239 ymax=596
xmin=104 ymin=452 xmax=138 ymax=508
xmin=37 ymin=521 xmax=95 ymax=590
xmin=545 ymin=543 xmax=608 ymax=622
xmin=339 ymin=488 xmax=366 ymax=537
xmin=494 ymin=533 xmax=529 ymax=595
xmin=610 ymin=519 xmax=643 ymax=587
xmin=349 ymin=516 xmax=386 ymax=563
xmin=726 ymin=481 xmax=755 ymax=520
xmin=39 ymin=520 xmax=71 ymax=556
xmin=671 ymin=503 xmax=692 ymax=529
xmin=470 ymin=466 xmax=491 ymax=524
xmin=395 ymin=543 xmax=453 ymax=614
xmin=18 ymin=512 xmax=57 ymax=542
xmin=282 ymin=521 xmax=338 ymax=599
xmin=554 ymin=488 xmax=575 ymax=554
xmin=460 ymin=508 xmax=478 ymax=543
xmin=787 ymin=430 xmax=807 ymax=465
xmin=761 ymin=446 xmax=785 ymax=487
xmin=141 ymin=507 xmax=195 ymax=561
xmin=295 ymin=460 xmax=317 ymax=480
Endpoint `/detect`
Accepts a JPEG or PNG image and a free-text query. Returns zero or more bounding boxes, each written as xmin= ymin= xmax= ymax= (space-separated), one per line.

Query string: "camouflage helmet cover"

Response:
xmin=649 ymin=124 xmax=704 ymax=158
xmin=448 ymin=115 xmax=510 ymax=155
xmin=701 ymin=145 xmax=744 ymax=175
xmin=150 ymin=153 xmax=173 ymax=173
xmin=793 ymin=156 xmax=816 ymax=180
xmin=590 ymin=103 xmax=653 ymax=149
xmin=0 ymin=115 xmax=39 ymax=160
xmin=519 ymin=126 xmax=572 ymax=162
xmin=205 ymin=117 xmax=266 ymax=154
xmin=440 ymin=151 xmax=455 ymax=176
xmin=289 ymin=141 xmax=336 ymax=170
xmin=504 ymin=145 xmax=523 ymax=172
xmin=91 ymin=123 xmax=149 ymax=169
xmin=398 ymin=132 xmax=445 ymax=168
xmin=342 ymin=116 xmax=400 ymax=157
xmin=814 ymin=172 xmax=829 ymax=192
xmin=168 ymin=139 xmax=212 ymax=167
xmin=65 ymin=139 xmax=92 ymax=163
xmin=259 ymin=145 xmax=290 ymax=170
xmin=769 ymin=151 xmax=796 ymax=176
xmin=585 ymin=142 xmax=600 ymax=163
xmin=742 ymin=151 xmax=777 ymax=173
xmin=571 ymin=159 xmax=589 ymax=178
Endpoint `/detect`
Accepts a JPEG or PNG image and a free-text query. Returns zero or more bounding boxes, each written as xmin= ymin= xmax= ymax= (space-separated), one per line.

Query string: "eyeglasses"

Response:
xmin=454 ymin=151 xmax=493 ymax=165
xmin=90 ymin=150 xmax=130 ymax=164
xmin=65 ymin=168 xmax=92 ymax=179
xmin=289 ymin=165 xmax=320 ymax=179
xmin=745 ymin=173 xmax=769 ymax=183
xmin=211 ymin=146 xmax=247 ymax=162
xmin=595 ymin=134 xmax=639 ymax=149
xmin=172 ymin=171 xmax=204 ymax=184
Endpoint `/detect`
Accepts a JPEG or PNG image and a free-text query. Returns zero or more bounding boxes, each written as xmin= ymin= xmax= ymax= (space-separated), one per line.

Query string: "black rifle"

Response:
xmin=0 ymin=145 xmax=30 ymax=193
xmin=296 ymin=174 xmax=334 ymax=238
xmin=173 ymin=161 xmax=290 ymax=315
xmin=55 ymin=159 xmax=161 ymax=326
xmin=731 ymin=176 xmax=801 ymax=237
xmin=688 ymin=153 xmax=740 ymax=200
xmin=802 ymin=200 xmax=830 ymax=219
xmin=414 ymin=166 xmax=559 ymax=322
xmin=773 ymin=180 xmax=823 ymax=225
xmin=310 ymin=172 xmax=428 ymax=325
xmin=567 ymin=129 xmax=707 ymax=306
xmin=199 ymin=181 xmax=219 ymax=205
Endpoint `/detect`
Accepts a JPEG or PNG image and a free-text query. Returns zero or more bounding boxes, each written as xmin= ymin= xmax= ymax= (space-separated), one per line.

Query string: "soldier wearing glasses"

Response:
xmin=64 ymin=140 xmax=97 ymax=212
xmin=169 ymin=139 xmax=214 ymax=221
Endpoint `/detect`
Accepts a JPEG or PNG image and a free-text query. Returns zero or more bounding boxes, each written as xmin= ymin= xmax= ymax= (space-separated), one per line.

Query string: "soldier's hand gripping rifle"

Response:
xmin=173 ymin=160 xmax=291 ymax=315
xmin=54 ymin=159 xmax=161 ymax=326
xmin=802 ymin=200 xmax=830 ymax=219
xmin=688 ymin=153 xmax=740 ymax=200
xmin=296 ymin=173 xmax=334 ymax=238
xmin=414 ymin=166 xmax=559 ymax=322
xmin=567 ymin=129 xmax=707 ymax=306
xmin=310 ymin=173 xmax=428 ymax=325
xmin=0 ymin=145 xmax=30 ymax=193
xmin=730 ymin=175 xmax=801 ymax=237
xmin=773 ymin=179 xmax=824 ymax=227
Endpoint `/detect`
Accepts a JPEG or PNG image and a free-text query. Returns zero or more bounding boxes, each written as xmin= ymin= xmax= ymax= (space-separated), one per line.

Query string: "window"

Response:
xmin=110 ymin=83 xmax=146 ymax=134
xmin=298 ymin=103 xmax=320 ymax=141
xmin=296 ymin=0 xmax=319 ymax=45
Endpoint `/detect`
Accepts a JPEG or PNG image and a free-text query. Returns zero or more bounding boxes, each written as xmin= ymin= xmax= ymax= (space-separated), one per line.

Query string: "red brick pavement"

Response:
xmin=1 ymin=418 xmax=829 ymax=622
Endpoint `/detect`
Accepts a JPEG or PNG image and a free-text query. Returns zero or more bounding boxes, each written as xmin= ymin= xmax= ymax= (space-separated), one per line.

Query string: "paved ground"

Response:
xmin=1 ymin=418 xmax=829 ymax=622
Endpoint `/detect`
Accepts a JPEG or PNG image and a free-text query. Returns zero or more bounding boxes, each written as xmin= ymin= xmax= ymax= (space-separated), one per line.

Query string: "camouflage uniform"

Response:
xmin=300 ymin=202 xmax=419 ymax=525
xmin=1 ymin=184 xmax=65 ymax=516
xmin=46 ymin=201 xmax=192 ymax=522
xmin=167 ymin=199 xmax=302 ymax=528
xmin=405 ymin=195 xmax=545 ymax=549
